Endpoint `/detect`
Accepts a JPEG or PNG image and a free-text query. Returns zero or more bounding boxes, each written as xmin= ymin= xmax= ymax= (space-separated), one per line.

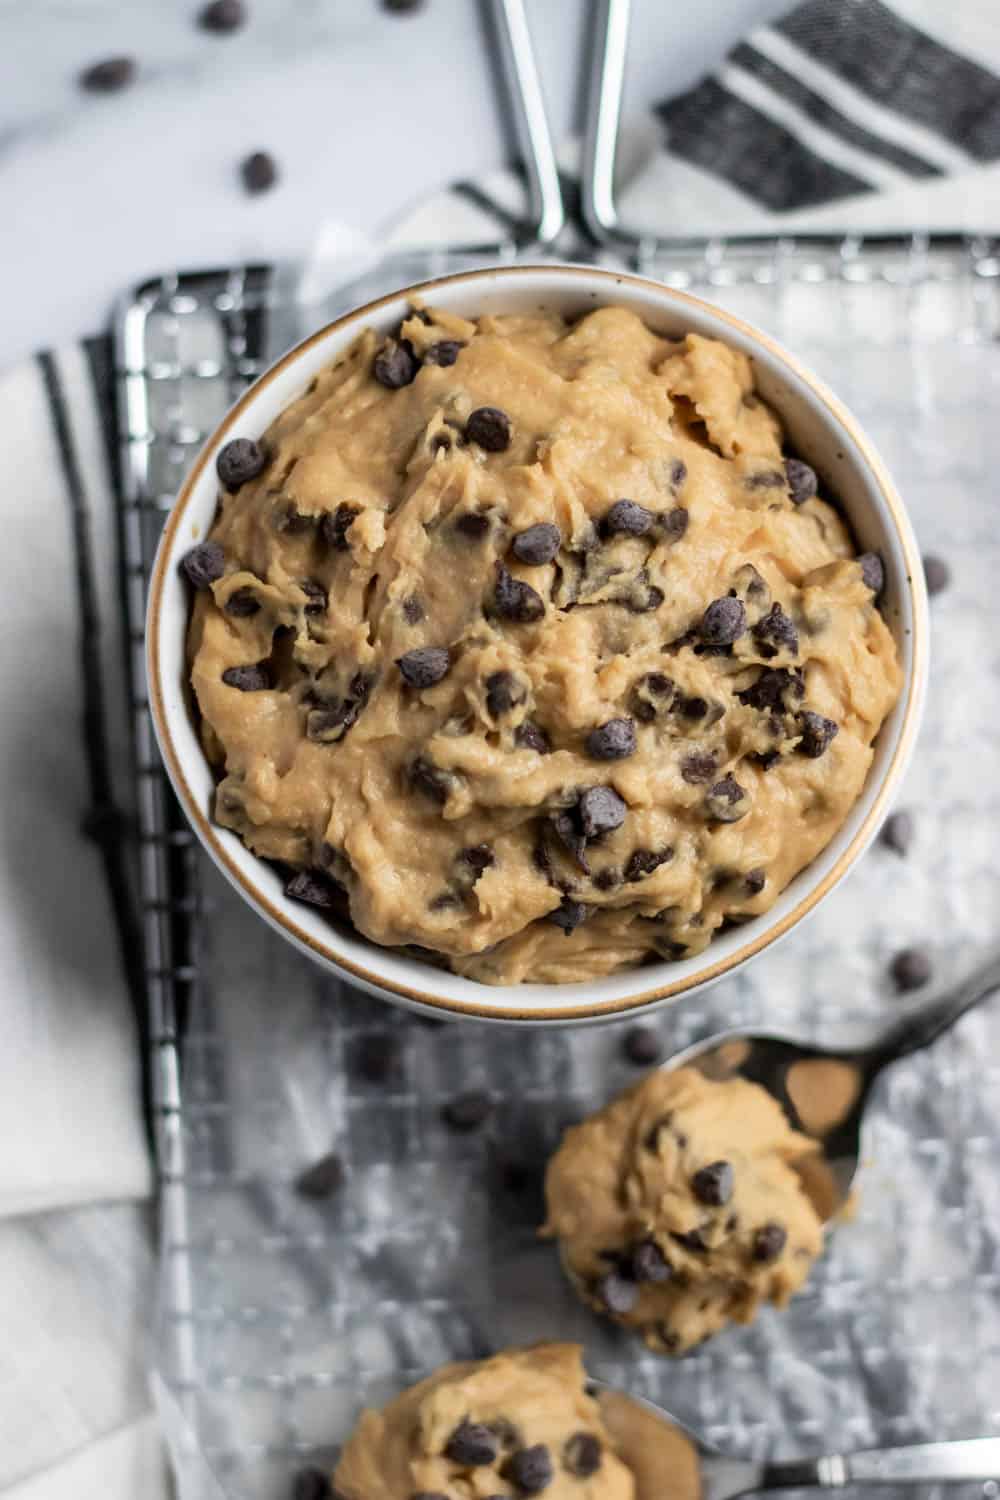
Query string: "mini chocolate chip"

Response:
xmin=700 ymin=596 xmax=747 ymax=645
xmin=592 ymin=867 xmax=621 ymax=890
xmin=881 ymin=809 xmax=914 ymax=855
xmin=485 ymin=670 xmax=523 ymax=717
xmin=224 ymin=586 xmax=260 ymax=617
xmin=744 ymin=867 xmax=767 ymax=895
xmin=629 ymin=1239 xmax=672 ymax=1284
xmin=516 ymin=721 xmax=551 ymax=754
xmin=798 ymin=710 xmax=838 ymax=758
xmin=890 ymin=946 xmax=933 ymax=992
xmin=512 ymin=523 xmax=561 ymax=566
xmin=240 ymin=150 xmax=278 ymax=194
xmin=681 ymin=751 xmax=718 ymax=785
xmin=596 ymin=1271 xmax=638 ymax=1316
xmin=423 ymin=340 xmax=463 ymax=367
xmin=181 ymin=540 xmax=225 ymax=590
xmin=455 ymin=511 xmax=490 ymax=540
xmin=624 ymin=580 xmax=665 ymax=614
xmin=623 ymin=1025 xmax=662 ymax=1065
xmin=79 ymin=55 xmax=136 ymax=92
xmin=445 ymin=1421 xmax=499 ymax=1467
xmin=506 ymin=1445 xmax=554 ymax=1495
xmin=300 ymin=579 xmax=327 ymax=615
xmin=374 ymin=338 xmax=418 ymax=389
xmin=705 ymin=775 xmax=749 ymax=823
xmin=737 ymin=667 xmax=804 ymax=714
xmin=578 ymin=785 xmax=627 ymax=838
xmin=550 ymin=897 xmax=590 ymax=935
xmin=397 ymin=646 xmax=452 ymax=688
xmin=563 ymin=1433 xmax=602 ymax=1478
xmin=285 ymin=869 xmax=337 ymax=909
xmin=466 ymin=406 xmax=512 ymax=452
xmin=409 ymin=757 xmax=453 ymax=804
xmin=859 ymin=552 xmax=885 ymax=596
xmin=677 ymin=695 xmax=712 ymax=721
xmin=307 ymin=699 xmax=361 ymax=743
xmin=586 ymin=717 xmax=637 ymax=761
xmin=321 ymin=502 xmax=361 ymax=550
xmin=662 ymin=506 xmax=689 ymax=540
xmin=403 ymin=595 xmax=424 ymax=624
xmin=550 ymin=811 xmax=590 ymax=873
xmin=753 ymin=1222 xmax=787 ymax=1262
xmin=784 ymin=458 xmax=817 ymax=504
xmin=442 ymin=1090 xmax=493 ymax=1131
xmin=221 ymin=663 xmax=270 ymax=691
xmin=494 ymin=563 xmax=545 ymax=623
xmin=753 ymin=602 xmax=799 ymax=658
xmin=199 ymin=0 xmax=247 ymax=32
xmin=216 ymin=437 xmax=266 ymax=489
xmin=670 ymin=459 xmax=687 ymax=490
xmin=749 ymin=748 xmax=781 ymax=771
xmin=923 ymin=553 xmax=950 ymax=596
xmin=356 ymin=1033 xmax=402 ymax=1084
xmin=692 ymin=1160 xmax=734 ymax=1206
xmin=462 ymin=845 xmax=495 ymax=880
xmin=646 ymin=672 xmax=673 ymax=696
xmin=624 ymin=847 xmax=673 ymax=882
xmin=602 ymin=499 xmax=654 ymax=537
xmin=294 ymin=1151 xmax=345 ymax=1199
xmin=745 ymin=469 xmax=785 ymax=491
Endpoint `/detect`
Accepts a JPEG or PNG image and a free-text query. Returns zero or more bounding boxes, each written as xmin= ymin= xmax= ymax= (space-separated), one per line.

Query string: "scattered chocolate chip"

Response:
xmin=485 ymin=670 xmax=523 ymax=717
xmin=445 ymin=1421 xmax=499 ymax=1468
xmin=374 ymin=338 xmax=418 ymax=389
xmin=737 ymin=667 xmax=804 ymax=714
xmin=221 ymin=663 xmax=270 ymax=691
xmin=397 ymin=646 xmax=452 ymax=689
xmin=293 ymin=1151 xmax=345 ymax=1199
xmin=700 ymin=596 xmax=747 ymax=645
xmin=321 ymin=502 xmax=361 ymax=550
xmin=745 ymin=469 xmax=785 ymax=491
xmin=705 ymin=775 xmax=749 ymax=823
xmin=586 ymin=717 xmax=637 ymax=762
xmin=629 ymin=1239 xmax=671 ymax=1284
xmin=563 ymin=1433 xmax=602 ymax=1479
xmin=881 ymin=809 xmax=914 ymax=856
xmin=662 ymin=506 xmax=689 ymax=541
xmin=890 ymin=946 xmax=933 ymax=992
xmin=216 ymin=437 xmax=266 ymax=489
xmin=681 ymin=751 xmax=718 ymax=785
xmin=506 ymin=1445 xmax=554 ymax=1495
xmin=199 ymin=0 xmax=247 ymax=31
xmin=592 ymin=867 xmax=621 ymax=890
xmin=356 ymin=1033 xmax=402 ymax=1084
xmin=512 ymin=522 xmax=561 ymax=566
xmin=859 ymin=552 xmax=885 ymax=596
xmin=602 ymin=499 xmax=655 ymax=537
xmin=516 ymin=721 xmax=551 ymax=754
xmin=466 ymin=406 xmax=512 ymax=452
xmin=692 ymin=1160 xmax=734 ymax=1206
xmin=494 ymin=564 xmax=545 ymax=623
xmin=240 ymin=150 xmax=278 ymax=194
xmin=596 ymin=1270 xmax=638 ymax=1316
xmin=403 ymin=595 xmax=424 ymax=624
xmin=442 ymin=1090 xmax=493 ymax=1131
xmin=409 ymin=756 xmax=453 ymax=805
xmin=578 ymin=785 xmax=627 ymax=838
xmin=753 ymin=602 xmax=799 ymax=658
xmin=79 ymin=55 xmax=136 ymax=92
xmin=454 ymin=511 xmax=490 ymax=540
xmin=285 ymin=869 xmax=337 ymax=909
xmin=300 ymin=579 xmax=327 ymax=616
xmin=624 ymin=848 xmax=673 ymax=882
xmin=293 ymin=1468 xmax=332 ymax=1500
xmin=623 ymin=1025 xmax=662 ymax=1065
xmin=923 ymin=553 xmax=950 ymax=596
xmin=753 ymin=1222 xmax=787 ymax=1262
xmin=180 ymin=540 xmax=225 ymax=590
xmin=423 ymin=340 xmax=463 ymax=367
xmin=784 ymin=458 xmax=817 ymax=505
xmin=798 ymin=710 xmax=839 ymax=758
xmin=744 ymin=867 xmax=767 ymax=895
xmin=550 ymin=897 xmax=590 ymax=935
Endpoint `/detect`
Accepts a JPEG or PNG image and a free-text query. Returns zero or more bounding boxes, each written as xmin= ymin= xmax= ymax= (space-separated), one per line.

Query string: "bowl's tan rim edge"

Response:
xmin=146 ymin=261 xmax=928 ymax=1024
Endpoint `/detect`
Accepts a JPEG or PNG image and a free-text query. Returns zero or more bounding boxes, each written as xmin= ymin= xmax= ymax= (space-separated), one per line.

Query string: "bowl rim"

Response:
xmin=147 ymin=260 xmax=927 ymax=1023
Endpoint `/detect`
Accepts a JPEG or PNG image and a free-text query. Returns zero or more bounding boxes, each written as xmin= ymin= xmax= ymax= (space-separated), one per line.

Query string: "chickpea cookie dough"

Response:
xmin=334 ymin=1342 xmax=700 ymax=1500
xmin=184 ymin=303 xmax=901 ymax=985
xmin=542 ymin=1067 xmax=825 ymax=1353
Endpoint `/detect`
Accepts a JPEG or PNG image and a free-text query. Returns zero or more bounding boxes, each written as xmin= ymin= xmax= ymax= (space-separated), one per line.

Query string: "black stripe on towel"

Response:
xmin=777 ymin=0 xmax=1000 ymax=161
xmin=731 ymin=41 xmax=942 ymax=178
xmin=655 ymin=76 xmax=874 ymax=211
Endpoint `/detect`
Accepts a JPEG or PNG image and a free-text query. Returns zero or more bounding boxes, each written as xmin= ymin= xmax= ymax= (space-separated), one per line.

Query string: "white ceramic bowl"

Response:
xmin=147 ymin=263 xmax=927 ymax=1025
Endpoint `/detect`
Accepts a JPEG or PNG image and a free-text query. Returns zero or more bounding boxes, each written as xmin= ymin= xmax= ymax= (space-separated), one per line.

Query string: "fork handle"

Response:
xmin=760 ymin=1438 xmax=1000 ymax=1489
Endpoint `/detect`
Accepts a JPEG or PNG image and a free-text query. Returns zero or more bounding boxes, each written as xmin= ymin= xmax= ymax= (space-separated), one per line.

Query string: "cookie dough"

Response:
xmin=542 ymin=1067 xmax=824 ymax=1353
xmin=334 ymin=1344 xmax=638 ymax=1500
xmin=186 ymin=304 xmax=901 ymax=985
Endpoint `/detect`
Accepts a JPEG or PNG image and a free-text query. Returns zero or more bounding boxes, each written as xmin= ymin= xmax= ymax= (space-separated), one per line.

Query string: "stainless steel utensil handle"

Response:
xmin=490 ymin=0 xmax=564 ymax=246
xmin=761 ymin=1438 xmax=1000 ymax=1489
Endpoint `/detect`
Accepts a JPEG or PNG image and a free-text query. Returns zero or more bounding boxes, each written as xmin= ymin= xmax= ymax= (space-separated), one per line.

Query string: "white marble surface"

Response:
xmin=0 ymin=0 xmax=786 ymax=368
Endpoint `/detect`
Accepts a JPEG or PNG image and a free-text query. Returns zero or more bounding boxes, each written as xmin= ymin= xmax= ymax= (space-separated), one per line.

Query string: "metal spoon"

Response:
xmin=595 ymin=1384 xmax=1000 ymax=1499
xmin=660 ymin=949 xmax=1000 ymax=1223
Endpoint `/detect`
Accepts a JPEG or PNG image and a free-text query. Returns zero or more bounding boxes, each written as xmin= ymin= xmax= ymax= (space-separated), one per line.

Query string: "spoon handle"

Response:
xmin=869 ymin=948 xmax=1000 ymax=1065
xmin=759 ymin=1437 xmax=1000 ymax=1489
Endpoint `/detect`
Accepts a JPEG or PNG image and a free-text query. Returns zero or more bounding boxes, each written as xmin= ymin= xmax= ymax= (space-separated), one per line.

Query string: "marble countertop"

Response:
xmin=0 ymin=0 xmax=782 ymax=368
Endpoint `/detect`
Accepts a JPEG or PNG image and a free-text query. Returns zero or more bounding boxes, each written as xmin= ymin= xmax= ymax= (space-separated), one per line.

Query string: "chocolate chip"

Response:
xmin=223 ymin=586 xmax=261 ymax=617
xmin=512 ymin=523 xmax=561 ymax=566
xmin=578 ymin=786 xmax=627 ymax=838
xmin=356 ymin=1033 xmax=402 ymax=1084
xmin=692 ymin=1160 xmax=734 ymax=1206
xmin=669 ymin=459 xmax=687 ymax=491
xmin=293 ymin=1151 xmax=345 ymax=1199
xmin=301 ymin=579 xmax=327 ymax=615
xmin=445 ymin=1421 xmax=499 ymax=1467
xmin=466 ymin=406 xmax=512 ymax=452
xmin=494 ymin=564 xmax=545 ymax=623
xmin=240 ymin=150 xmax=278 ymax=194
xmin=700 ymin=596 xmax=747 ymax=645
xmin=485 ymin=670 xmax=524 ymax=717
xmin=397 ymin=646 xmax=451 ymax=688
xmin=681 ymin=751 xmax=718 ymax=785
xmin=273 ymin=502 xmax=313 ymax=536
xmin=307 ymin=698 xmax=362 ymax=743
xmin=180 ymin=540 xmax=225 ymax=590
xmin=293 ymin=1471 xmax=333 ymax=1500
xmin=423 ymin=340 xmax=463 ymax=367
xmin=622 ymin=578 xmax=665 ymax=614
xmin=384 ymin=0 xmax=425 ymax=11
xmin=705 ymin=775 xmax=749 ymax=823
xmin=602 ymin=499 xmax=655 ymax=537
xmin=199 ymin=0 xmax=247 ymax=31
xmin=737 ymin=667 xmax=804 ymax=714
xmin=592 ymin=867 xmax=621 ymax=890
xmin=563 ymin=1433 xmax=602 ymax=1478
xmin=374 ymin=338 xmax=418 ymax=389
xmin=285 ymin=869 xmax=337 ymax=909
xmin=403 ymin=595 xmax=424 ymax=624
xmin=321 ymin=502 xmax=361 ymax=550
xmin=221 ymin=663 xmax=270 ymax=691
xmin=629 ymin=1239 xmax=671 ymax=1284
xmin=409 ymin=756 xmax=453 ymax=805
xmin=753 ymin=602 xmax=799 ymax=658
xmin=550 ymin=897 xmax=590 ymax=935
xmin=442 ymin=1090 xmax=493 ymax=1131
xmin=461 ymin=844 xmax=495 ymax=878
xmin=216 ymin=437 xmax=266 ymax=489
xmin=489 ymin=1418 xmax=523 ymax=1452
xmin=890 ymin=946 xmax=933 ymax=992
xmin=745 ymin=469 xmax=785 ymax=491
xmin=586 ymin=718 xmax=637 ymax=762
xmin=506 ymin=1446 xmax=554 ymax=1495
xmin=749 ymin=748 xmax=781 ymax=772
xmin=516 ymin=721 xmax=551 ymax=754
xmin=597 ymin=1269 xmax=639 ymax=1315
xmin=881 ymin=809 xmax=914 ymax=855
xmin=662 ymin=506 xmax=689 ymax=540
xmin=753 ymin=1222 xmax=787 ymax=1262
xmin=923 ymin=553 xmax=950 ymax=596
xmin=798 ymin=710 xmax=838 ymax=758
xmin=79 ymin=55 xmax=136 ymax=92
xmin=623 ymin=1025 xmax=662 ymax=1065
xmin=549 ymin=812 xmax=589 ymax=873
xmin=784 ymin=458 xmax=817 ymax=505
xmin=744 ymin=867 xmax=766 ymax=895
xmin=671 ymin=1228 xmax=708 ymax=1253
xmin=455 ymin=512 xmax=490 ymax=540
xmin=859 ymin=552 xmax=885 ymax=596
xmin=624 ymin=848 xmax=673 ymax=882
xmin=678 ymin=695 xmax=714 ymax=721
